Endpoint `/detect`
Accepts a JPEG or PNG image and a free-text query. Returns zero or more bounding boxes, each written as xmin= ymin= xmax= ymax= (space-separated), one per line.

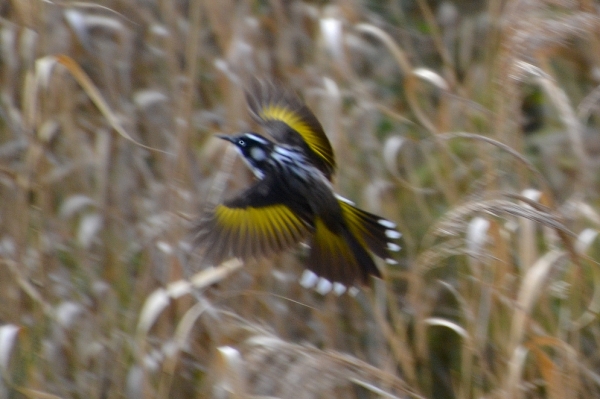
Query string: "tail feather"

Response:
xmin=307 ymin=218 xmax=381 ymax=286
xmin=342 ymin=228 xmax=382 ymax=282
xmin=339 ymin=200 xmax=401 ymax=263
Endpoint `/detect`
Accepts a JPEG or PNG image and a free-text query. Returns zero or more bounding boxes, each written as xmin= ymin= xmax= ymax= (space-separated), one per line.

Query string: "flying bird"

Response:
xmin=193 ymin=80 xmax=400 ymax=289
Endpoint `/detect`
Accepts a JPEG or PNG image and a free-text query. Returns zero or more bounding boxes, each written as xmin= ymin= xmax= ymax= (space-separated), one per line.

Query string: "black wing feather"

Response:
xmin=193 ymin=177 xmax=313 ymax=265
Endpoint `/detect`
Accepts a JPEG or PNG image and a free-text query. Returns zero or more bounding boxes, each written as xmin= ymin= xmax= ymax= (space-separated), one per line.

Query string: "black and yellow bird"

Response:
xmin=193 ymin=80 xmax=400 ymax=289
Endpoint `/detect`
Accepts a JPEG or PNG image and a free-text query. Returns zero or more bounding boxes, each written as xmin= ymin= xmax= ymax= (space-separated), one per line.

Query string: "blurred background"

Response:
xmin=2 ymin=0 xmax=600 ymax=398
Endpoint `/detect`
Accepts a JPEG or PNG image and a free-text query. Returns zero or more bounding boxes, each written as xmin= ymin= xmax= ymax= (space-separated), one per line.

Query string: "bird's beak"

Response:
xmin=216 ymin=134 xmax=234 ymax=143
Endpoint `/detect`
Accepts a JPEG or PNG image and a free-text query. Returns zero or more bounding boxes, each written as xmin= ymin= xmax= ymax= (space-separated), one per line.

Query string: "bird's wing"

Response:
xmin=193 ymin=177 xmax=313 ymax=265
xmin=245 ymin=79 xmax=336 ymax=179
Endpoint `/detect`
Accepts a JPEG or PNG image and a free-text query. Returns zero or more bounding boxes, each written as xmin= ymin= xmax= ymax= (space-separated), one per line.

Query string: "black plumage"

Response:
xmin=193 ymin=82 xmax=401 ymax=288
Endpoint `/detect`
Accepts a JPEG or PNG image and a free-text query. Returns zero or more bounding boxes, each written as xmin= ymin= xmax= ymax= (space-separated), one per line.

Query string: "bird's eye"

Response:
xmin=238 ymin=139 xmax=246 ymax=146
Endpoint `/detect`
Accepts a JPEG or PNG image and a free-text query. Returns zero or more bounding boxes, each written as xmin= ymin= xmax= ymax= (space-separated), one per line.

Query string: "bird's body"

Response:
xmin=193 ymin=81 xmax=400 ymax=289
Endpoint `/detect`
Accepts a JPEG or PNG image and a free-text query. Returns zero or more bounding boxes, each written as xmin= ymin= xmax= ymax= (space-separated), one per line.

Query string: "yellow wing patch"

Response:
xmin=260 ymin=104 xmax=333 ymax=169
xmin=195 ymin=203 xmax=311 ymax=264
xmin=306 ymin=218 xmax=361 ymax=285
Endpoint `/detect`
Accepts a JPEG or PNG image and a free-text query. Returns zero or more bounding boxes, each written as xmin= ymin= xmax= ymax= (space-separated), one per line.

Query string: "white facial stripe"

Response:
xmin=245 ymin=133 xmax=269 ymax=145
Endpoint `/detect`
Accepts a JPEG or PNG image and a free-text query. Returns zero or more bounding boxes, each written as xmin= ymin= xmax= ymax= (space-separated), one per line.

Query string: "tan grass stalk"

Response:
xmin=354 ymin=23 xmax=436 ymax=135
xmin=214 ymin=346 xmax=247 ymax=398
xmin=50 ymin=55 xmax=163 ymax=152
xmin=0 ymin=324 xmax=20 ymax=397
xmin=373 ymin=298 xmax=418 ymax=387
xmin=136 ymin=259 xmax=243 ymax=343
xmin=14 ymin=388 xmax=64 ymax=399
xmin=509 ymin=250 xmax=567 ymax=354
xmin=514 ymin=60 xmax=591 ymax=192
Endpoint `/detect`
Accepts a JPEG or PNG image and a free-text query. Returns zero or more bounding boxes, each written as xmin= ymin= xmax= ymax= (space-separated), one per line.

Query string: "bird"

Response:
xmin=193 ymin=81 xmax=400 ymax=289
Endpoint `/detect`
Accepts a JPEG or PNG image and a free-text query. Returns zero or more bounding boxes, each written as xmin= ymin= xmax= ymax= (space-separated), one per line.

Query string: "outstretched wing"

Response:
xmin=245 ymin=79 xmax=336 ymax=180
xmin=193 ymin=177 xmax=313 ymax=265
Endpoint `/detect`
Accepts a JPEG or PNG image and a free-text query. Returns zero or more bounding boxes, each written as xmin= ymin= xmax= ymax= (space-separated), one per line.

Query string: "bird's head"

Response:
xmin=217 ymin=133 xmax=274 ymax=178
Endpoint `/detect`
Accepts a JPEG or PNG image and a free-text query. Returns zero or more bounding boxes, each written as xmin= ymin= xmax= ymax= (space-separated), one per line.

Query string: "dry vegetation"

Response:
xmin=1 ymin=0 xmax=600 ymax=398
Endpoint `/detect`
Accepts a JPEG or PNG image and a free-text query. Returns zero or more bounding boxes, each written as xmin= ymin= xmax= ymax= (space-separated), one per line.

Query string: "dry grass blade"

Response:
xmin=383 ymin=135 xmax=437 ymax=194
xmin=356 ymin=24 xmax=412 ymax=76
xmin=50 ymin=55 xmax=169 ymax=154
xmin=136 ymin=259 xmax=243 ymax=341
xmin=414 ymin=238 xmax=465 ymax=274
xmin=355 ymin=23 xmax=438 ymax=134
xmin=242 ymin=334 xmax=423 ymax=399
xmin=514 ymin=61 xmax=590 ymax=189
xmin=412 ymin=68 xmax=449 ymax=91
xmin=0 ymin=324 xmax=19 ymax=368
xmin=429 ymin=199 xmax=573 ymax=246
xmin=349 ymin=379 xmax=404 ymax=399
xmin=356 ymin=24 xmax=412 ymax=75
xmin=466 ymin=216 xmax=490 ymax=260
xmin=158 ymin=300 xmax=217 ymax=398
xmin=424 ymin=317 xmax=469 ymax=339
xmin=67 ymin=2 xmax=139 ymax=25
xmin=214 ymin=346 xmax=247 ymax=398
xmin=3 ymin=260 xmax=52 ymax=317
xmin=572 ymin=229 xmax=600 ymax=330
xmin=320 ymin=16 xmax=344 ymax=62
xmin=373 ymin=299 xmax=418 ymax=386
xmin=0 ymin=324 xmax=20 ymax=397
xmin=509 ymin=250 xmax=567 ymax=352
xmin=438 ymin=132 xmax=552 ymax=197
xmin=577 ymin=83 xmax=600 ymax=122
xmin=505 ymin=345 xmax=529 ymax=399
xmin=14 ymin=388 xmax=64 ymax=399
xmin=525 ymin=336 xmax=579 ymax=399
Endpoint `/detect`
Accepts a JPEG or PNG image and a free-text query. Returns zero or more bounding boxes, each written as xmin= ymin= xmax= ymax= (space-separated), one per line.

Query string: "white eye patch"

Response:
xmin=250 ymin=147 xmax=266 ymax=161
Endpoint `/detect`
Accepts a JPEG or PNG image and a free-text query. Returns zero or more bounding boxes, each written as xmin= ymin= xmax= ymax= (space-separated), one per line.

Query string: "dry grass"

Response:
xmin=2 ymin=0 xmax=600 ymax=398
